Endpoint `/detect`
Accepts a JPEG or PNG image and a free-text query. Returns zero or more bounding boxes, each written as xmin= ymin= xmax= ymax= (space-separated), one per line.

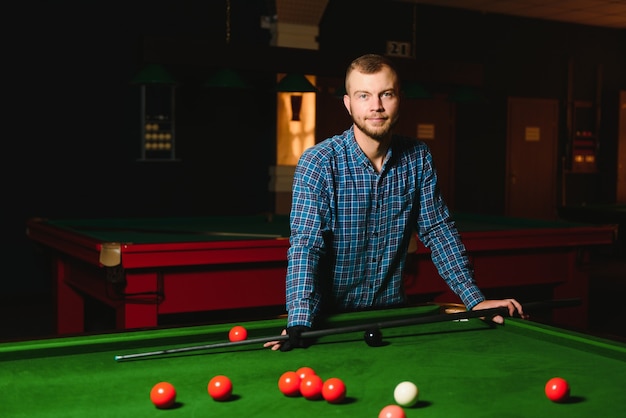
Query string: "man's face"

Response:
xmin=343 ymin=66 xmax=400 ymax=141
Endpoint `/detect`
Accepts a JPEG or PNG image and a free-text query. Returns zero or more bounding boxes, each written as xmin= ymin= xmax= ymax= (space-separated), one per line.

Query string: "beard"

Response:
xmin=352 ymin=113 xmax=398 ymax=141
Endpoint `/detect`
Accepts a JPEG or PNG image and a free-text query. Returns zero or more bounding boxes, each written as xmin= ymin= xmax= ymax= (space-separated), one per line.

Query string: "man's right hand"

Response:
xmin=263 ymin=326 xmax=312 ymax=351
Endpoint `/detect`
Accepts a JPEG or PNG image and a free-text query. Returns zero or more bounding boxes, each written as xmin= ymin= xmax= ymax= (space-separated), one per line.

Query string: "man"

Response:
xmin=264 ymin=54 xmax=524 ymax=351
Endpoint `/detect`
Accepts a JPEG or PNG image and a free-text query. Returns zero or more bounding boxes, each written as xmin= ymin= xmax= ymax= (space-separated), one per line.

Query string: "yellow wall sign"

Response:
xmin=525 ymin=126 xmax=541 ymax=141
xmin=417 ymin=124 xmax=435 ymax=140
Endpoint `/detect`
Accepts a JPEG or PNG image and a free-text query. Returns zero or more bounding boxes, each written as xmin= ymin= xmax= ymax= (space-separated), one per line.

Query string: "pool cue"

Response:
xmin=114 ymin=298 xmax=580 ymax=361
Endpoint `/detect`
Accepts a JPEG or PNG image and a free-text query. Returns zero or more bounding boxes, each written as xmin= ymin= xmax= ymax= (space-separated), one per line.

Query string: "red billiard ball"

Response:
xmin=545 ymin=377 xmax=570 ymax=402
xmin=300 ymin=374 xmax=324 ymax=400
xmin=296 ymin=366 xmax=316 ymax=380
xmin=322 ymin=377 xmax=346 ymax=404
xmin=378 ymin=404 xmax=406 ymax=418
xmin=278 ymin=371 xmax=301 ymax=397
xmin=208 ymin=375 xmax=233 ymax=401
xmin=228 ymin=325 xmax=248 ymax=342
xmin=150 ymin=381 xmax=176 ymax=409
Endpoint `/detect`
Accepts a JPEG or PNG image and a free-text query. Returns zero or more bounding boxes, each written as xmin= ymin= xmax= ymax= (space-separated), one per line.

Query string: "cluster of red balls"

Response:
xmin=278 ymin=366 xmax=346 ymax=404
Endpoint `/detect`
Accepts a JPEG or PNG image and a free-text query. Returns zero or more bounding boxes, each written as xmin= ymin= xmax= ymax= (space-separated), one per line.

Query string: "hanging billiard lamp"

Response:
xmin=276 ymin=74 xmax=318 ymax=121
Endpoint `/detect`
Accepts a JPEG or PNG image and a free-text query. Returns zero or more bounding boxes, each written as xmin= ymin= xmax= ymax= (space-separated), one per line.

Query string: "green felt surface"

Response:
xmin=40 ymin=213 xmax=591 ymax=245
xmin=450 ymin=212 xmax=591 ymax=231
xmin=561 ymin=204 xmax=626 ymax=214
xmin=2 ymin=306 xmax=625 ymax=418
xmin=44 ymin=214 xmax=292 ymax=243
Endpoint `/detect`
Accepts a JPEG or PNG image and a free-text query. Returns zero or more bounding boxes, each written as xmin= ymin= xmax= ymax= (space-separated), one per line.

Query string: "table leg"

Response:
xmin=115 ymin=272 xmax=160 ymax=329
xmin=54 ymin=259 xmax=85 ymax=334
xmin=552 ymin=250 xmax=589 ymax=329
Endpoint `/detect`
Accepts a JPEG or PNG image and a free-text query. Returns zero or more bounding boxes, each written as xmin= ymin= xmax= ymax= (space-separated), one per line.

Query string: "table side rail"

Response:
xmin=414 ymin=225 xmax=618 ymax=254
xmin=27 ymin=218 xmax=104 ymax=266
xmin=27 ymin=218 xmax=291 ymax=268
xmin=3 ymin=308 xmax=625 ymax=362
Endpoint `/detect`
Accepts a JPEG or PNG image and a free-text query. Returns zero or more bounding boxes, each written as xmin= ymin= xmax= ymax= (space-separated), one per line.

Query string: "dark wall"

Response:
xmin=6 ymin=0 xmax=625 ymax=293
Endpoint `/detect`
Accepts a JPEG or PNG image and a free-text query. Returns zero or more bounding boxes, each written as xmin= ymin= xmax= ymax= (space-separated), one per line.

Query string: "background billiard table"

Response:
xmin=26 ymin=213 xmax=617 ymax=334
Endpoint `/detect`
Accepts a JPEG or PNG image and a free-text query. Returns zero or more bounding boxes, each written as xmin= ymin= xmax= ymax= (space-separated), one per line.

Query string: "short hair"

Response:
xmin=345 ymin=54 xmax=399 ymax=93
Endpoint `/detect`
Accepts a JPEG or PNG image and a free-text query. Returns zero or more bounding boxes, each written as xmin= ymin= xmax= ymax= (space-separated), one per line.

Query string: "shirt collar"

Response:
xmin=347 ymin=125 xmax=395 ymax=173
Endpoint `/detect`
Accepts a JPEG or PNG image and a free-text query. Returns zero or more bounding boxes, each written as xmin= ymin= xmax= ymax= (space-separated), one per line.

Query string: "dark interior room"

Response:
xmin=2 ymin=0 xmax=625 ymax=348
xmin=2 ymin=1 xmax=625 ymax=416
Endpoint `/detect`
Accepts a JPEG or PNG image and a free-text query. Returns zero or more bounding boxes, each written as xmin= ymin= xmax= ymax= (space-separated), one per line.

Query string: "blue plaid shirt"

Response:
xmin=286 ymin=126 xmax=485 ymax=327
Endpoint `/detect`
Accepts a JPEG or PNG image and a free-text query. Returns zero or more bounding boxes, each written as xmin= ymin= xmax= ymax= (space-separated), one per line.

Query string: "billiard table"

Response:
xmin=559 ymin=203 xmax=625 ymax=246
xmin=26 ymin=213 xmax=617 ymax=334
xmin=1 ymin=306 xmax=625 ymax=417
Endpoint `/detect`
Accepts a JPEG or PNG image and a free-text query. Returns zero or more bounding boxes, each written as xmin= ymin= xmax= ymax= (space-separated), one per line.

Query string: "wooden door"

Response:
xmin=506 ymin=97 xmax=559 ymax=219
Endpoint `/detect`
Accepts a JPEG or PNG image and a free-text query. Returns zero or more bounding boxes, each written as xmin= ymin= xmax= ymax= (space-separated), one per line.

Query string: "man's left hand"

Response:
xmin=472 ymin=299 xmax=527 ymax=324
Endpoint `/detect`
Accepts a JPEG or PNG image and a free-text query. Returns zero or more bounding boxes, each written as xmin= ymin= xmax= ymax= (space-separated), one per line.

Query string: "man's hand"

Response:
xmin=280 ymin=326 xmax=312 ymax=351
xmin=472 ymin=299 xmax=527 ymax=324
xmin=262 ymin=326 xmax=312 ymax=351
xmin=263 ymin=329 xmax=287 ymax=351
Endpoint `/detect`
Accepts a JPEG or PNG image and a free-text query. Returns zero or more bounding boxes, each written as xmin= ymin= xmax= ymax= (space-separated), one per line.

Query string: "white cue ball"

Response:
xmin=393 ymin=381 xmax=419 ymax=407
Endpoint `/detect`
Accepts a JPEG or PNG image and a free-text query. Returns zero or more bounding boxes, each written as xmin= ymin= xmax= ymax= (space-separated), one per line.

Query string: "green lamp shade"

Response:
xmin=204 ymin=69 xmax=251 ymax=89
xmin=276 ymin=74 xmax=318 ymax=93
xmin=448 ymin=86 xmax=488 ymax=103
xmin=333 ymin=85 xmax=347 ymax=97
xmin=131 ymin=64 xmax=176 ymax=84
